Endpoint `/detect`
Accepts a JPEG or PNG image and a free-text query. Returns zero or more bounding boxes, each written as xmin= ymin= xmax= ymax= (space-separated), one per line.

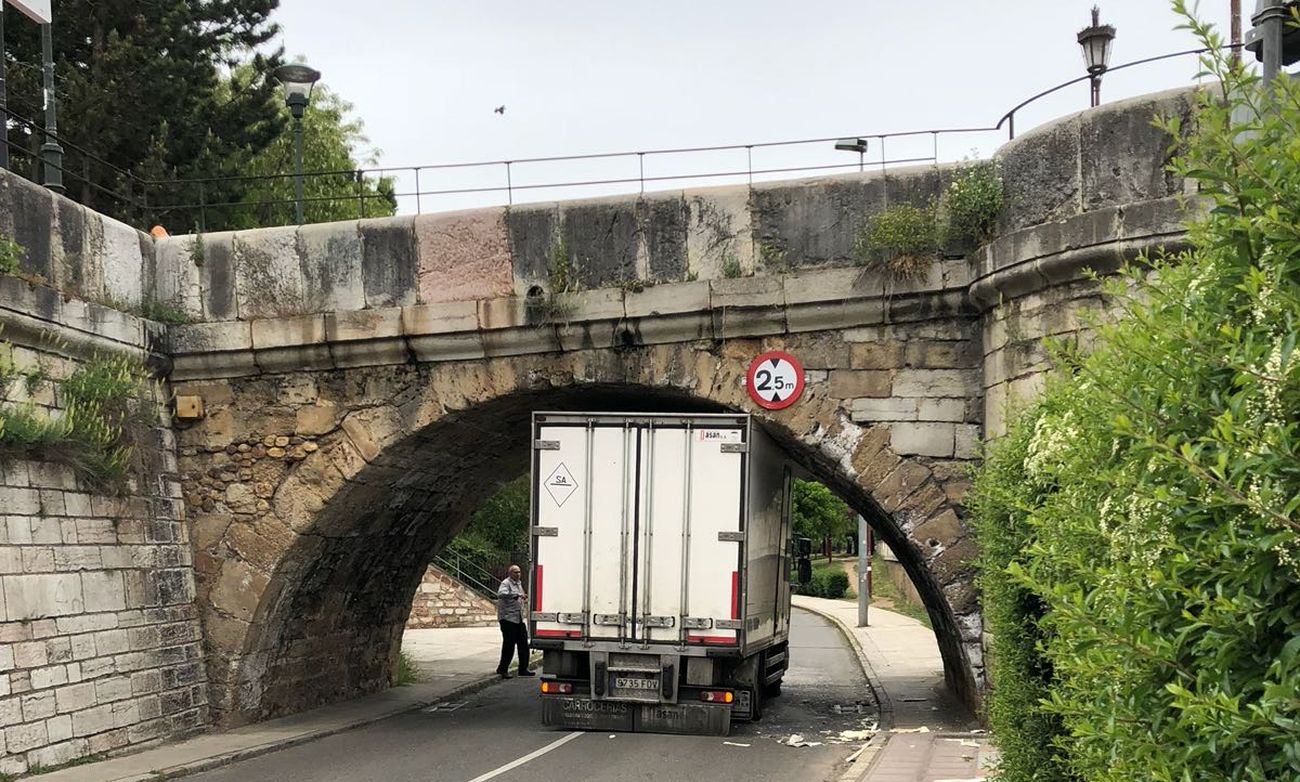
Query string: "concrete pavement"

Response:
xmin=793 ymin=595 xmax=995 ymax=781
xmin=32 ymin=626 xmax=517 ymax=782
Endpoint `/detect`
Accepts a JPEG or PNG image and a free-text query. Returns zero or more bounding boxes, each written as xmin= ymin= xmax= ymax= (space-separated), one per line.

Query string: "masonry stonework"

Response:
xmin=405 ymin=566 xmax=497 ymax=629
xmin=0 ymin=278 xmax=206 ymax=776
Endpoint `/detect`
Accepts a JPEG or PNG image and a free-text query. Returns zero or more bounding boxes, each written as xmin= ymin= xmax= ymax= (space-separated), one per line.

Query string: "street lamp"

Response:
xmin=1077 ymin=6 xmax=1116 ymax=108
xmin=835 ymin=137 xmax=869 ymax=172
xmin=1244 ymin=0 xmax=1300 ymax=81
xmin=273 ymin=63 xmax=321 ymax=224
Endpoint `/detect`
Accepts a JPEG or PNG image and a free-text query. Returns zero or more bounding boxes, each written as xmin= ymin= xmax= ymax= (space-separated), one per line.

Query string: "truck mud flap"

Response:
xmin=542 ymin=698 xmax=635 ymax=731
xmin=542 ymin=698 xmax=731 ymax=736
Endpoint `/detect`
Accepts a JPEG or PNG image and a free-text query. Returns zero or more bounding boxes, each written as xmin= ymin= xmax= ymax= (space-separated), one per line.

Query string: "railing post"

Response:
xmin=414 ymin=167 xmax=422 ymax=214
xmin=505 ymin=161 xmax=513 ymax=206
xmin=355 ymin=170 xmax=365 ymax=219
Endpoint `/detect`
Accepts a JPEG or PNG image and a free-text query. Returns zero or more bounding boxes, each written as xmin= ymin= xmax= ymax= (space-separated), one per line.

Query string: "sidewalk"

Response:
xmin=35 ymin=626 xmax=510 ymax=782
xmin=793 ymin=595 xmax=993 ymax=782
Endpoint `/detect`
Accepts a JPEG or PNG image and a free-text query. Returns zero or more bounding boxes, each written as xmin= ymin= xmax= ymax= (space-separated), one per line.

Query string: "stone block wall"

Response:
xmin=405 ymin=566 xmax=497 ymax=629
xmin=0 ymin=277 xmax=206 ymax=775
xmin=0 ymin=171 xmax=157 ymax=312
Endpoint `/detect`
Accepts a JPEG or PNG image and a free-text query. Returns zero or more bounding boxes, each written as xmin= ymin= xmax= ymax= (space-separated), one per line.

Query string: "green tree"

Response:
xmin=971 ymin=5 xmax=1300 ymax=780
xmin=451 ymin=475 xmax=530 ymax=559
xmin=217 ymin=73 xmax=396 ymax=230
xmin=2 ymin=0 xmax=285 ymax=228
xmin=792 ymin=479 xmax=853 ymax=562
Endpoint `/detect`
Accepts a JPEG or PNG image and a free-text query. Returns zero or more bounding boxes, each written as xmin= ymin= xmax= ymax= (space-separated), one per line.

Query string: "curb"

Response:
xmin=134 ymin=673 xmax=508 ymax=782
xmin=791 ymin=601 xmax=894 ymax=782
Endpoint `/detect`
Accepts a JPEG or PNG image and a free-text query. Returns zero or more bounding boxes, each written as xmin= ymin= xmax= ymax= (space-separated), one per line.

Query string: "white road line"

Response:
xmin=461 ymin=731 xmax=585 ymax=782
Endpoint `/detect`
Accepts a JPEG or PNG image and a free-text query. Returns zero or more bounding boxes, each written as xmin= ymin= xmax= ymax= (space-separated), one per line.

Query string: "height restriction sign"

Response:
xmin=746 ymin=350 xmax=805 ymax=410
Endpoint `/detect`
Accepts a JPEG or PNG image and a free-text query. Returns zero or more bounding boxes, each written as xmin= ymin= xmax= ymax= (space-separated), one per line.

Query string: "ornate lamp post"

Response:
xmin=1244 ymin=0 xmax=1300 ymax=81
xmin=1078 ymin=6 xmax=1116 ymax=108
xmin=273 ymin=63 xmax=321 ymax=224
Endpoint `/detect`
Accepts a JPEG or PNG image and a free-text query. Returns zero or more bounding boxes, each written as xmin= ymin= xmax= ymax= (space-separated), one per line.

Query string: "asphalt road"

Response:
xmin=190 ymin=609 xmax=876 ymax=782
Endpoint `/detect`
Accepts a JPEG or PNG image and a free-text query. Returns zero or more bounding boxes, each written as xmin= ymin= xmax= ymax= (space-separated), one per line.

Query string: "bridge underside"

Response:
xmin=178 ymin=339 xmax=982 ymax=726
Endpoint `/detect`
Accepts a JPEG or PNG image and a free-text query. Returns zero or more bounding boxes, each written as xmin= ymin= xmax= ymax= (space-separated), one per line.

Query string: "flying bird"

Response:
xmin=494 ymin=105 xmax=506 ymax=115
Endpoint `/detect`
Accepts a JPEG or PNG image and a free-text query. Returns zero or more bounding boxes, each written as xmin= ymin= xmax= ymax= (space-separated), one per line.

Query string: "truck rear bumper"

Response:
xmin=541 ymin=697 xmax=731 ymax=736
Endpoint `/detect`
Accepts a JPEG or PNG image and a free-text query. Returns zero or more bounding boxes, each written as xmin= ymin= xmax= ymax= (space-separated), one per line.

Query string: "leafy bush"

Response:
xmin=802 ymin=566 xmax=850 ymax=599
xmin=971 ymin=8 xmax=1300 ymax=781
xmin=941 ymin=160 xmax=1003 ymax=243
xmin=855 ymin=202 xmax=941 ymax=277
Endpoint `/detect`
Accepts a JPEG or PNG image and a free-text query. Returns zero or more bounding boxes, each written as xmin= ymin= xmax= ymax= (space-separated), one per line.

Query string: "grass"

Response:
xmin=394 ymin=650 xmax=422 ymax=686
xmin=23 ymin=754 xmax=106 ymax=777
xmin=869 ymin=553 xmax=932 ymax=629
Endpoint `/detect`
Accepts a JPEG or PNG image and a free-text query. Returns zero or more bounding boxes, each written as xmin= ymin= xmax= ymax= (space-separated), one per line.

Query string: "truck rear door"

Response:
xmin=638 ymin=421 xmax=745 ymax=646
xmin=532 ymin=420 xmax=634 ymax=642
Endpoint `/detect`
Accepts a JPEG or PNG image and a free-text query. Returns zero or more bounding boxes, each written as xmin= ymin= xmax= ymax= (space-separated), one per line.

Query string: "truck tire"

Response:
xmin=763 ymin=678 xmax=783 ymax=698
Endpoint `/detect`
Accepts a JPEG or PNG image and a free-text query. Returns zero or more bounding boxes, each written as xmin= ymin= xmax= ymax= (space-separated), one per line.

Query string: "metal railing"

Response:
xmin=432 ymin=547 xmax=529 ymax=603
xmin=0 ymin=45 xmax=1231 ymax=231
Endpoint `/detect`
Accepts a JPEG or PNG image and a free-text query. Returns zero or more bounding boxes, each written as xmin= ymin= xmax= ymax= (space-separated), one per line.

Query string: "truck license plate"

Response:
xmin=614 ymin=677 xmax=657 ymax=690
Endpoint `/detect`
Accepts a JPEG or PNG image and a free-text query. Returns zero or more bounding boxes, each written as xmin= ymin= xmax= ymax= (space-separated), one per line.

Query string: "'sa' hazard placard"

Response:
xmin=745 ymin=350 xmax=805 ymax=410
xmin=543 ymin=463 xmax=579 ymax=506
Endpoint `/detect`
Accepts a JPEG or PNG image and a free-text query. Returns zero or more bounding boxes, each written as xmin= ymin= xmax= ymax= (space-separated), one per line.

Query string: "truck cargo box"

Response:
xmin=529 ymin=413 xmax=793 ymax=734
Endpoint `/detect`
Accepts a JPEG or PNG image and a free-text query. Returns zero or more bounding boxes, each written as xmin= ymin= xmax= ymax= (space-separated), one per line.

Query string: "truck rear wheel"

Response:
xmin=763 ymin=678 xmax=782 ymax=698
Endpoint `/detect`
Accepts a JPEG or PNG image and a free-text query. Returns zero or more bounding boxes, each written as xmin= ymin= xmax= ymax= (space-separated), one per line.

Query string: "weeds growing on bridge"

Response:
xmin=0 ymin=345 xmax=156 ymax=491
xmin=0 ymin=235 xmax=22 ymax=275
xmin=855 ymin=159 xmax=1003 ymax=278
xmin=972 ymin=7 xmax=1300 ymax=781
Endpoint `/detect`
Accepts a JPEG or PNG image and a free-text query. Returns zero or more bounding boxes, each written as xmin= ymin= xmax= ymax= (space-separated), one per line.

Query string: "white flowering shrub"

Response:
xmin=971 ymin=5 xmax=1300 ymax=781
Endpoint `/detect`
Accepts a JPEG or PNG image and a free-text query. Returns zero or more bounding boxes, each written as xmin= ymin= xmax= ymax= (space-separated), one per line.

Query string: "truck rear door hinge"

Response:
xmin=717 ymin=531 xmax=744 ymax=542
xmin=534 ymin=439 xmax=560 ymax=450
xmin=682 ymin=617 xmax=713 ymax=630
xmin=532 ymin=526 xmax=559 ymax=537
xmin=640 ymin=615 xmax=676 ymax=628
xmin=715 ymin=619 xmax=743 ymax=630
xmin=719 ymin=442 xmax=748 ymax=454
xmin=592 ymin=614 xmax=624 ymax=626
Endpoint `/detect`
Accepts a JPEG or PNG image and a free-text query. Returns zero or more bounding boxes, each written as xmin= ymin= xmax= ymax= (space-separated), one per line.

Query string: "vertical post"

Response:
xmin=0 ymin=5 xmax=8 ymax=171
xmin=1231 ymin=0 xmax=1243 ymax=64
xmin=292 ymin=116 xmax=305 ymax=224
xmin=1257 ymin=1 xmax=1285 ymax=82
xmin=39 ymin=23 xmax=62 ymax=193
xmin=637 ymin=152 xmax=644 ymax=194
xmin=857 ymin=150 xmax=863 ymax=172
xmin=1090 ymin=75 xmax=1101 ymax=108
xmin=505 ymin=161 xmax=513 ymax=206
xmin=414 ymin=167 xmax=422 ymax=214
xmin=856 ymin=515 xmax=869 ymax=627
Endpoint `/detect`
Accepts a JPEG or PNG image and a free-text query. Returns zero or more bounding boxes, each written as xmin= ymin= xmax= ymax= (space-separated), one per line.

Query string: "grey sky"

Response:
xmin=273 ymin=1 xmax=1235 ymax=212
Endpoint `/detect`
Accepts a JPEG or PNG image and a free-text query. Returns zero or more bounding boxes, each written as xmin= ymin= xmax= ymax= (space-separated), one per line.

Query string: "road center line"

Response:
xmin=460 ymin=731 xmax=585 ymax=782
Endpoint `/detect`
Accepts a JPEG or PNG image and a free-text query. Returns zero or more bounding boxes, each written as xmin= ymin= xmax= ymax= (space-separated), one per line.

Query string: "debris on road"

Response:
xmin=723 ymin=741 xmax=751 ymax=747
xmin=784 ymin=733 xmax=824 ymax=747
xmin=891 ymin=726 xmax=931 ymax=734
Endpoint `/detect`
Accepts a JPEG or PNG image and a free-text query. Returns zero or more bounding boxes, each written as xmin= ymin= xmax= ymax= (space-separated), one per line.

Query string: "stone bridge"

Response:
xmin=0 ymin=84 xmax=1198 ymax=770
xmin=155 ymin=86 xmax=1196 ymax=726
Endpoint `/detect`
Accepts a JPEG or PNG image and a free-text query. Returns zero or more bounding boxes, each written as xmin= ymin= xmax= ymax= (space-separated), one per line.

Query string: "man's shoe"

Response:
xmin=497 ymin=671 xmax=512 ymax=679
xmin=518 ymin=669 xmax=536 ymax=677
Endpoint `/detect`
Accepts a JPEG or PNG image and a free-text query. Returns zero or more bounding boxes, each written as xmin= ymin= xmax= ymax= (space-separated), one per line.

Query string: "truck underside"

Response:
xmin=537 ymin=641 xmax=789 ymax=736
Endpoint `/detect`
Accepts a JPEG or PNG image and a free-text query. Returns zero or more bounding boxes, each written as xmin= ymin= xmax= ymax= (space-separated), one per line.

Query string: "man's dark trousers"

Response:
xmin=497 ymin=619 xmax=529 ymax=674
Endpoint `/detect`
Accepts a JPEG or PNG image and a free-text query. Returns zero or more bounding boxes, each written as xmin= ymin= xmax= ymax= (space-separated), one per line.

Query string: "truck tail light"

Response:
xmin=540 ymin=681 xmax=573 ymax=695
xmin=700 ymin=690 xmax=734 ymax=704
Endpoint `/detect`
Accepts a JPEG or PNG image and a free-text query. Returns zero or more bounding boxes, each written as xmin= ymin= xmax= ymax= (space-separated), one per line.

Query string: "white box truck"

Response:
xmin=529 ymin=412 xmax=794 ymax=736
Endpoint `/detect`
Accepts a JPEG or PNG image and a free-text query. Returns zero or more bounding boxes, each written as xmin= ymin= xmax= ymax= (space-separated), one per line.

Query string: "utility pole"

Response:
xmin=1231 ymin=0 xmax=1243 ymax=64
xmin=856 ymin=515 xmax=870 ymax=627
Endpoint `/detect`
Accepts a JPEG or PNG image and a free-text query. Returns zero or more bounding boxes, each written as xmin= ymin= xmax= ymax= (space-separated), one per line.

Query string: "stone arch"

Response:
xmin=193 ymin=340 xmax=980 ymax=726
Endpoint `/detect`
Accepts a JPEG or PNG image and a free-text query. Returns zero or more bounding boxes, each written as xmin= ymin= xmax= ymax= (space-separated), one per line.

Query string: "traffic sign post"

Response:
xmin=745 ymin=350 xmax=805 ymax=410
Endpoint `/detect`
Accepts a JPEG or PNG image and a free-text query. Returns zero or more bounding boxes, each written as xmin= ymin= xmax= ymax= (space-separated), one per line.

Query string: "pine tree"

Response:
xmin=2 ymin=0 xmax=285 ymax=228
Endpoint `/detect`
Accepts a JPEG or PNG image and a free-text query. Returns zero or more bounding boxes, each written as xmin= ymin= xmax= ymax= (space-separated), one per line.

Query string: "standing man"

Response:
xmin=496 ymin=564 xmax=533 ymax=678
